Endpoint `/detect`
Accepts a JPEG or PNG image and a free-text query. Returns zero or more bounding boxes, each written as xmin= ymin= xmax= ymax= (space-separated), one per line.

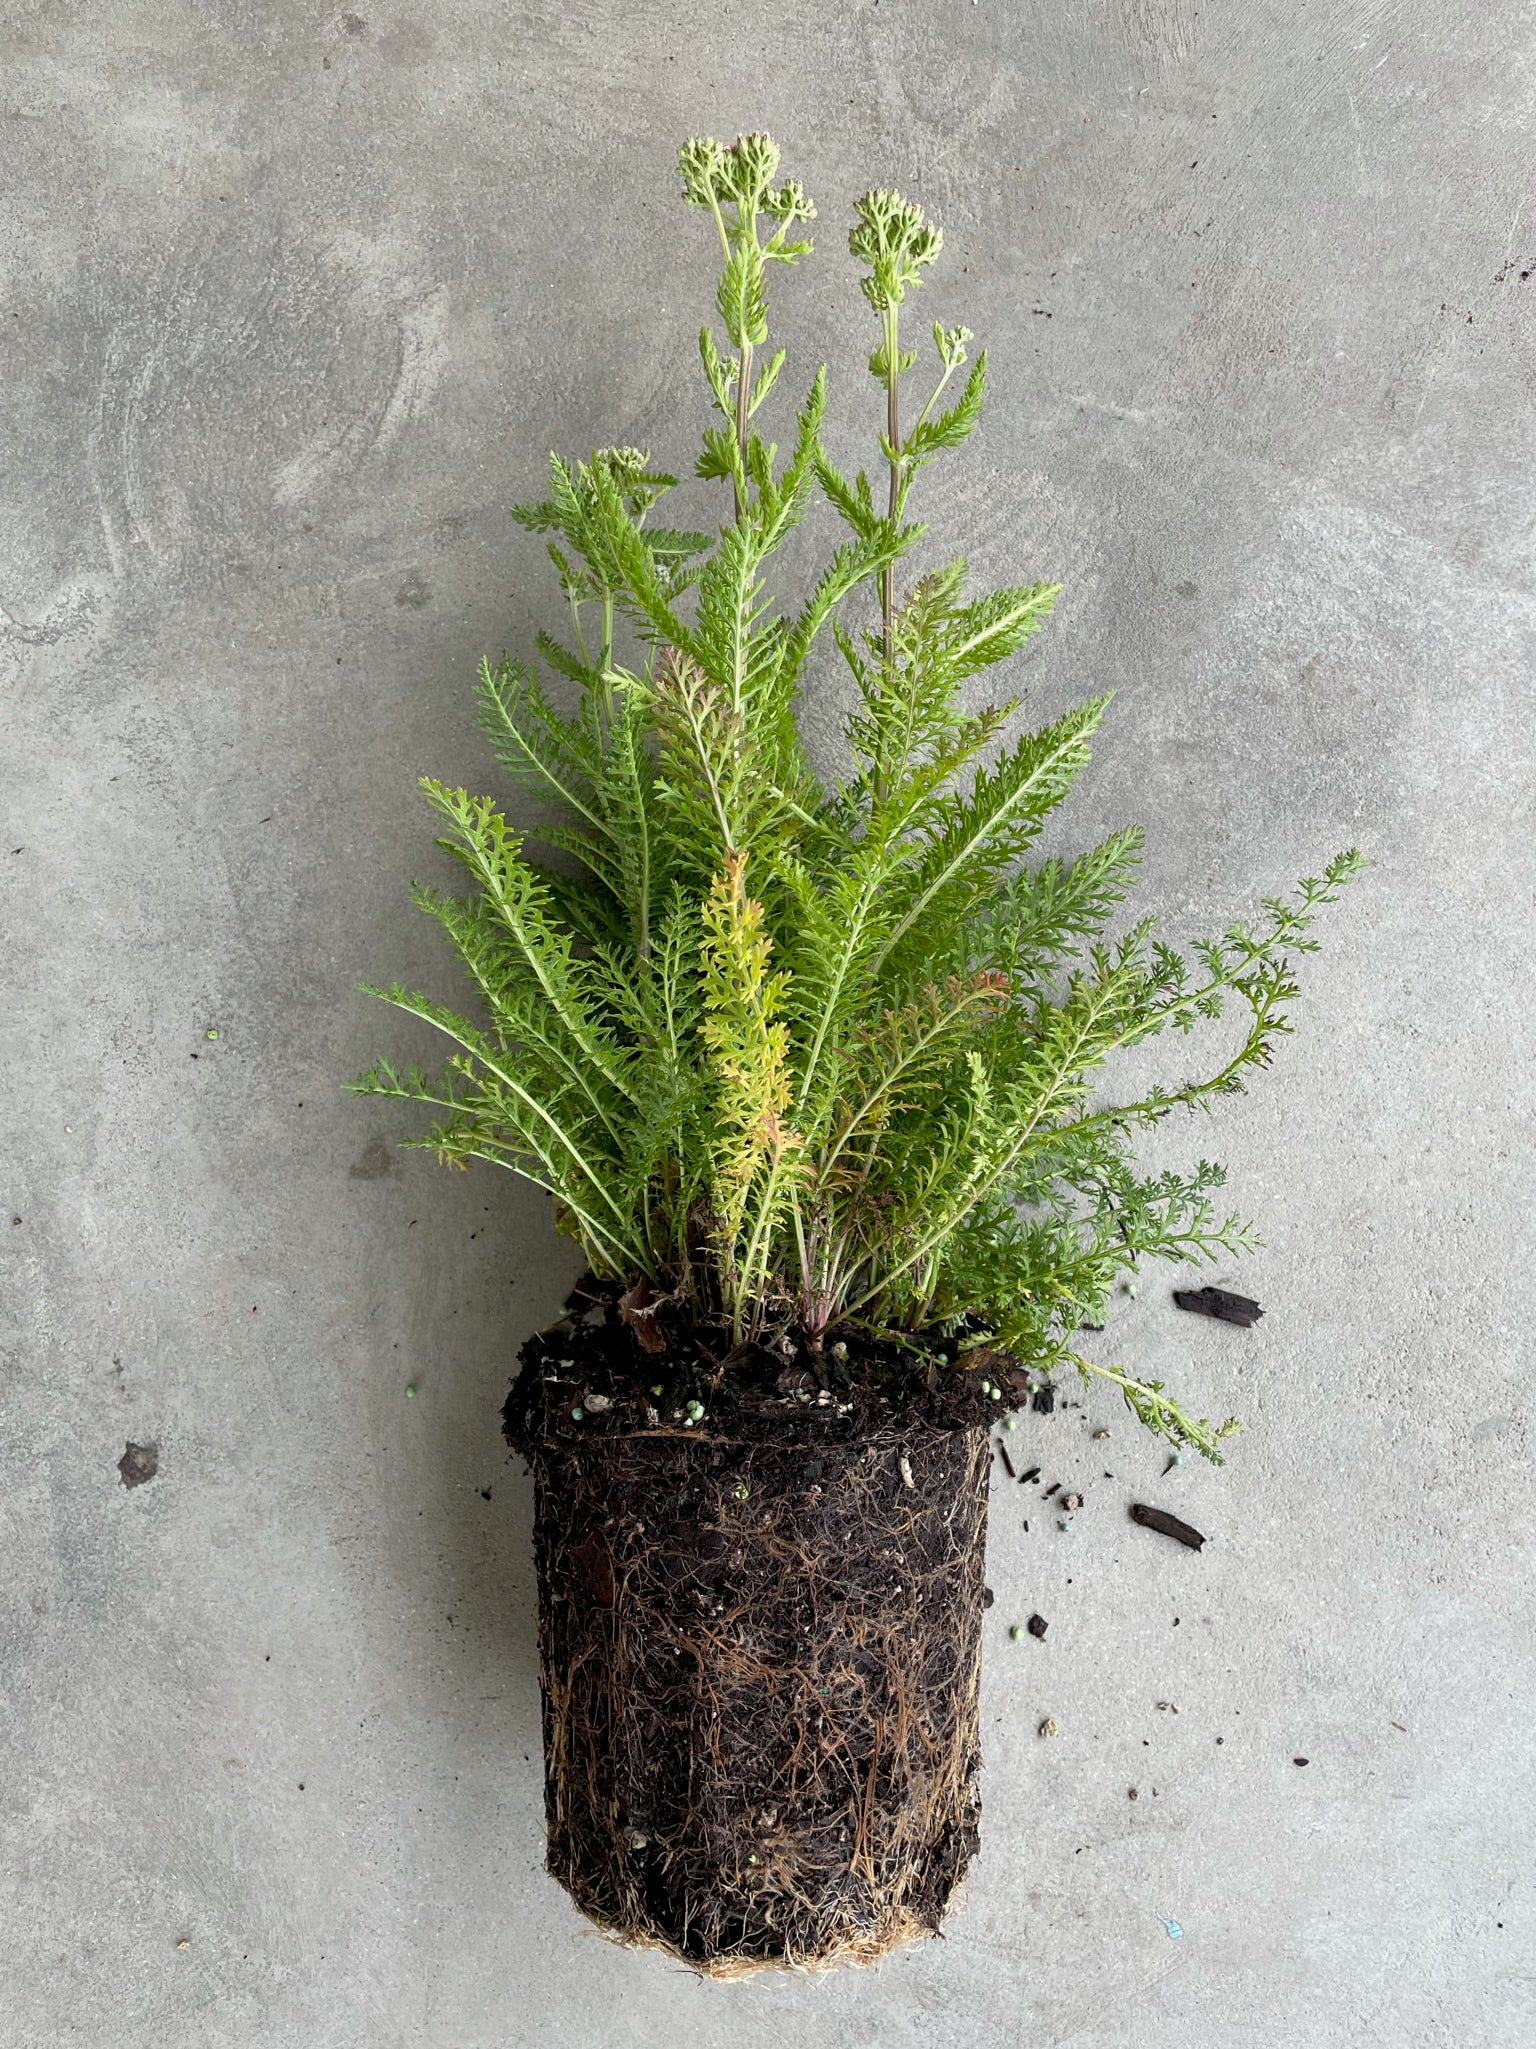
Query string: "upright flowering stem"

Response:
xmin=679 ymin=133 xmax=816 ymax=529
xmin=849 ymin=189 xmax=943 ymax=801
xmin=882 ymin=301 xmax=902 ymax=673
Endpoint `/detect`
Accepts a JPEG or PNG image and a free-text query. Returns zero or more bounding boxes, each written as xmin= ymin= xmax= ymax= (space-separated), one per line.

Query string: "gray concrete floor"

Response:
xmin=4 ymin=4 xmax=1533 ymax=2044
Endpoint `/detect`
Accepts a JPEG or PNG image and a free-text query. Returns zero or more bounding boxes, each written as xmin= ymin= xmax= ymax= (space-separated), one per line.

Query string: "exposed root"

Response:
xmin=507 ymin=1319 xmax=991 ymax=1974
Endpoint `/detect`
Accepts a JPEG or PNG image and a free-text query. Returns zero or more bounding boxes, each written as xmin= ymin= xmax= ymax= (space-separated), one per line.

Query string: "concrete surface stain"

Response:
xmin=117 ymin=1443 xmax=159 ymax=1489
xmin=349 ymin=1137 xmax=396 ymax=1181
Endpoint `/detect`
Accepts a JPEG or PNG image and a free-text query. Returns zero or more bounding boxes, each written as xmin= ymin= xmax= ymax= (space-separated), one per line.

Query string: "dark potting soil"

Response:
xmin=503 ymin=1275 xmax=1015 ymax=1456
xmin=502 ymin=1278 xmax=1009 ymax=1974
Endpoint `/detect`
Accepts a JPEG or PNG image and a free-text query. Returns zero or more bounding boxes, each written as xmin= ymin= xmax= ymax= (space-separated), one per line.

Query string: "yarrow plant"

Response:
xmin=353 ymin=134 xmax=1360 ymax=1462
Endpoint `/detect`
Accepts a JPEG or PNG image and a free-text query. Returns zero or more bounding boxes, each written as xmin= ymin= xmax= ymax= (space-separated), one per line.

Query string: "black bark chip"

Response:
xmin=1032 ymin=1385 xmax=1056 ymax=1413
xmin=1026 ymin=1613 xmax=1048 ymax=1639
xmin=1173 ymin=1286 xmax=1263 ymax=1327
xmin=1129 ymin=1503 xmax=1206 ymax=1550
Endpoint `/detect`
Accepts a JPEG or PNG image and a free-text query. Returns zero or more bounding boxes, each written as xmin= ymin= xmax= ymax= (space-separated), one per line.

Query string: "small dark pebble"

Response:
xmin=982 ymin=1586 xmax=995 ymax=1609
xmin=1173 ymin=1285 xmax=1263 ymax=1327
xmin=1026 ymin=1613 xmax=1048 ymax=1639
xmin=1130 ymin=1503 xmax=1206 ymax=1551
xmin=1293 ymin=1756 xmax=1309 ymax=1767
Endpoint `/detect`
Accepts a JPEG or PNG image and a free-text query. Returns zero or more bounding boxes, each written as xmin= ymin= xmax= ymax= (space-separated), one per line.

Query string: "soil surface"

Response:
xmin=503 ymin=1273 xmax=1026 ymax=1456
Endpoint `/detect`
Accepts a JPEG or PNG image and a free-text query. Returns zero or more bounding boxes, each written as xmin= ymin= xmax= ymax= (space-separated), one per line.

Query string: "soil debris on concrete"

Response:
xmin=1130 ymin=1503 xmax=1206 ymax=1550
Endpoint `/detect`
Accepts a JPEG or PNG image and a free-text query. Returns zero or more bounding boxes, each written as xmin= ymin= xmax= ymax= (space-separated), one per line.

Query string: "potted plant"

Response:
xmin=353 ymin=133 xmax=1359 ymax=1976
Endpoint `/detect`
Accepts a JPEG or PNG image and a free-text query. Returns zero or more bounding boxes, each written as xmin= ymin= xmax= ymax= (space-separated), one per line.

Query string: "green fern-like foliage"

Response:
xmin=352 ymin=133 xmax=1361 ymax=1461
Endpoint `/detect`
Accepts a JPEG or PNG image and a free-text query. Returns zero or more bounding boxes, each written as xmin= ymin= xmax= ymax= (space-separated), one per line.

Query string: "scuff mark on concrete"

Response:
xmin=0 ymin=584 xmax=99 ymax=648
xmin=375 ymin=285 xmax=450 ymax=454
